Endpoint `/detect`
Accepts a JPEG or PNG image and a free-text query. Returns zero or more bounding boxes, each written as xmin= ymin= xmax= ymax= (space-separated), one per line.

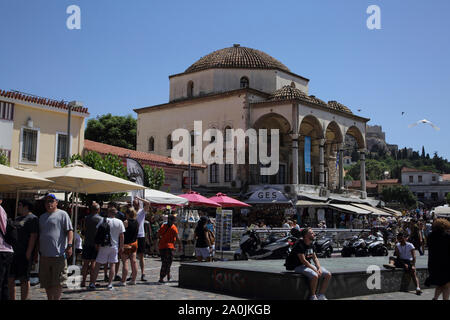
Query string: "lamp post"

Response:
xmin=189 ymin=131 xmax=201 ymax=192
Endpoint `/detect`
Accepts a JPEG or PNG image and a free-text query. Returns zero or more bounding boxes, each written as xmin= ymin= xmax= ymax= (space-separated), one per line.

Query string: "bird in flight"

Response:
xmin=401 ymin=112 xmax=405 ymax=115
xmin=408 ymin=119 xmax=440 ymax=130
xmin=357 ymin=109 xmax=362 ymax=112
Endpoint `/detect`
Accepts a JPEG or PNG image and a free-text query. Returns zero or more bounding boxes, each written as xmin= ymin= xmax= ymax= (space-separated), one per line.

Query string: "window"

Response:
xmin=432 ymin=176 xmax=436 ymax=182
xmin=192 ymin=170 xmax=198 ymax=185
xmin=21 ymin=128 xmax=38 ymax=163
xmin=209 ymin=163 xmax=219 ymax=183
xmin=224 ymin=126 xmax=232 ymax=142
xmin=278 ymin=164 xmax=286 ymax=184
xmin=55 ymin=133 xmax=70 ymax=166
xmin=187 ymin=81 xmax=194 ymax=98
xmin=224 ymin=164 xmax=233 ymax=182
xmin=418 ymin=175 xmax=422 ymax=183
xmin=167 ymin=134 xmax=173 ymax=150
xmin=409 ymin=176 xmax=413 ymax=183
xmin=290 ymin=82 xmax=296 ymax=88
xmin=240 ymin=77 xmax=249 ymax=88
xmin=191 ymin=131 xmax=195 ymax=147
xmin=0 ymin=101 xmax=14 ymax=120
xmin=148 ymin=137 xmax=154 ymax=152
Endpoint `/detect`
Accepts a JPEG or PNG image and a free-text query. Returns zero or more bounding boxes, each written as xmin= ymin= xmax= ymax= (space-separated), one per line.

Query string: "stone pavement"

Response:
xmin=339 ymin=288 xmax=438 ymax=300
xmin=20 ymin=256 xmax=245 ymax=300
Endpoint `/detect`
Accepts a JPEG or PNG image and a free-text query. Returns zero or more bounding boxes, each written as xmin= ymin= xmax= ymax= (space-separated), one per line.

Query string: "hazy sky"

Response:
xmin=0 ymin=0 xmax=449 ymax=159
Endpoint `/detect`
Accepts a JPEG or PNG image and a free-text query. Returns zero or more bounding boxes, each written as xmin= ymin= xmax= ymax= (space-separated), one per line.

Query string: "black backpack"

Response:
xmin=0 ymin=218 xmax=18 ymax=250
xmin=95 ymin=217 xmax=112 ymax=247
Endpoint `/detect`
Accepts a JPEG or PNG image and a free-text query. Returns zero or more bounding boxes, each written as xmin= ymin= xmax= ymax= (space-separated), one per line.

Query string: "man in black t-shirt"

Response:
xmin=287 ymin=227 xmax=332 ymax=300
xmin=8 ymin=200 xmax=39 ymax=300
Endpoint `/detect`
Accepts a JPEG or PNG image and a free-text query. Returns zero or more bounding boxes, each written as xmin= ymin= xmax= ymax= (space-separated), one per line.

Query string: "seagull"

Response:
xmin=408 ymin=119 xmax=440 ymax=130
xmin=357 ymin=109 xmax=362 ymax=112
xmin=401 ymin=112 xmax=405 ymax=115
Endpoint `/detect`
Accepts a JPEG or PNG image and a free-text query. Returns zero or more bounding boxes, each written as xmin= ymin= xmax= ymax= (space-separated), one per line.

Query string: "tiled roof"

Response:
xmin=84 ymin=140 xmax=205 ymax=169
xmin=376 ymin=179 xmax=399 ymax=184
xmin=327 ymin=101 xmax=353 ymax=114
xmin=268 ymin=85 xmax=308 ymax=101
xmin=0 ymin=89 xmax=89 ymax=114
xmin=348 ymin=180 xmax=378 ymax=188
xmin=185 ymin=45 xmax=291 ymax=74
xmin=401 ymin=167 xmax=424 ymax=173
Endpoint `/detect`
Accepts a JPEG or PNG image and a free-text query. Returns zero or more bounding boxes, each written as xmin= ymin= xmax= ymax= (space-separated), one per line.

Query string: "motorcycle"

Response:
xmin=341 ymin=231 xmax=365 ymax=257
xmin=366 ymin=232 xmax=389 ymax=256
xmin=234 ymin=229 xmax=295 ymax=260
xmin=313 ymin=231 xmax=334 ymax=258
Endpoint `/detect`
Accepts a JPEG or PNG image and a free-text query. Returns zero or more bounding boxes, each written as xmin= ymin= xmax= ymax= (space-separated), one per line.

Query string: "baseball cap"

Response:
xmin=45 ymin=194 xmax=57 ymax=200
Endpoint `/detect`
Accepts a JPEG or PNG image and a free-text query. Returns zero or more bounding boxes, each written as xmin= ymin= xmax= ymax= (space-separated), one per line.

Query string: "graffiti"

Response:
xmin=212 ymin=269 xmax=245 ymax=291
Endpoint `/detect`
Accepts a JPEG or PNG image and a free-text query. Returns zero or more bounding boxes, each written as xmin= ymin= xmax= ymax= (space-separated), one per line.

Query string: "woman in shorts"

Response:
xmin=118 ymin=207 xmax=139 ymax=286
xmin=194 ymin=216 xmax=211 ymax=262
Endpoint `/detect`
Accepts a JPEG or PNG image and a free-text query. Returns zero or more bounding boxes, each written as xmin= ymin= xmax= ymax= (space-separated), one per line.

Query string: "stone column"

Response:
xmin=360 ymin=149 xmax=367 ymax=199
xmin=319 ymin=139 xmax=325 ymax=187
xmin=292 ymin=134 xmax=299 ymax=185
xmin=338 ymin=144 xmax=344 ymax=190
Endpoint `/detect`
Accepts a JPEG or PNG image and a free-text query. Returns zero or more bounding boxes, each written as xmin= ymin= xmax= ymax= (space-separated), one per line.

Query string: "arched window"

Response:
xmin=148 ymin=137 xmax=155 ymax=152
xmin=240 ymin=76 xmax=249 ymax=88
xmin=224 ymin=126 xmax=232 ymax=142
xmin=187 ymin=81 xmax=194 ymax=98
xmin=167 ymin=134 xmax=173 ymax=150
xmin=290 ymin=81 xmax=296 ymax=88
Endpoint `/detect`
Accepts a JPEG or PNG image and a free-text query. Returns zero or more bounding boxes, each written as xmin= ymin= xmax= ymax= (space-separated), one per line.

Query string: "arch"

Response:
xmin=345 ymin=126 xmax=365 ymax=149
xmin=240 ymin=76 xmax=249 ymax=88
xmin=299 ymin=115 xmax=323 ymax=139
xmin=253 ymin=112 xmax=291 ymax=134
xmin=148 ymin=137 xmax=155 ymax=152
xmin=224 ymin=125 xmax=232 ymax=142
xmin=325 ymin=121 xmax=343 ymax=144
xmin=187 ymin=81 xmax=194 ymax=98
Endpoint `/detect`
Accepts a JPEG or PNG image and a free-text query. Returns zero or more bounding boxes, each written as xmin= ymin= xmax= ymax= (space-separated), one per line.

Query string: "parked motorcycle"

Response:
xmin=341 ymin=232 xmax=365 ymax=257
xmin=234 ymin=229 xmax=294 ymax=260
xmin=366 ymin=232 xmax=389 ymax=256
xmin=313 ymin=231 xmax=334 ymax=258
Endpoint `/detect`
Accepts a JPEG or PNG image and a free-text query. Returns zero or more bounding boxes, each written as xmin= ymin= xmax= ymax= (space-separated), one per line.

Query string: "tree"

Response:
xmin=0 ymin=153 xmax=8 ymax=166
xmin=62 ymin=151 xmax=128 ymax=204
xmin=143 ymin=165 xmax=165 ymax=190
xmin=85 ymin=114 xmax=137 ymax=150
xmin=381 ymin=185 xmax=417 ymax=209
xmin=421 ymin=146 xmax=425 ymax=159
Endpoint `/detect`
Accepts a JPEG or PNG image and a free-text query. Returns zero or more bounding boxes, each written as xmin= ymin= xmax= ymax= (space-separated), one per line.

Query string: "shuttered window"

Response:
xmin=0 ymin=101 xmax=14 ymax=121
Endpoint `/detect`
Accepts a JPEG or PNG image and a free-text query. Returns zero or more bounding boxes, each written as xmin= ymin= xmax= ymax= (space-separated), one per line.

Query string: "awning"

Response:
xmin=246 ymin=188 xmax=292 ymax=204
xmin=381 ymin=207 xmax=402 ymax=216
xmin=328 ymin=204 xmax=372 ymax=215
xmin=435 ymin=206 xmax=450 ymax=216
xmin=298 ymin=193 xmax=329 ymax=202
xmin=350 ymin=203 xmax=392 ymax=216
xmin=296 ymin=200 xmax=328 ymax=207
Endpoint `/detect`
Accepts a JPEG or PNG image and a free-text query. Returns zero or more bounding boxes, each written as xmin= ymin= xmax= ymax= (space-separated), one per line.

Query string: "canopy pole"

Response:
xmin=72 ymin=192 xmax=79 ymax=266
xmin=14 ymin=190 xmax=20 ymax=219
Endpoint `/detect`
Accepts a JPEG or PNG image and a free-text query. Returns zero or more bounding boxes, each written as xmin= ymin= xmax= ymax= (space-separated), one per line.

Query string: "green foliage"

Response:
xmin=381 ymin=185 xmax=417 ymax=209
xmin=0 ymin=153 xmax=9 ymax=166
xmin=63 ymin=151 xmax=128 ymax=204
xmin=85 ymin=114 xmax=137 ymax=150
xmin=143 ymin=165 xmax=165 ymax=190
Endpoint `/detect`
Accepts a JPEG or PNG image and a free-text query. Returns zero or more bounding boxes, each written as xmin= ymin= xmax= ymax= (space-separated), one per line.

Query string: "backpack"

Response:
xmin=95 ymin=217 xmax=112 ymax=247
xmin=0 ymin=218 xmax=18 ymax=250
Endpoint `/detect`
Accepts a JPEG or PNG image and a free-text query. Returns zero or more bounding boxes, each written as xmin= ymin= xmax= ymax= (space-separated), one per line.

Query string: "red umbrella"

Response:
xmin=209 ymin=193 xmax=251 ymax=208
xmin=179 ymin=191 xmax=222 ymax=207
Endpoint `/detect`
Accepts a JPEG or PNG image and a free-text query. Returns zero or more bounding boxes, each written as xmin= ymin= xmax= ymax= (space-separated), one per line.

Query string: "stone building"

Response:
xmin=134 ymin=45 xmax=370 ymax=199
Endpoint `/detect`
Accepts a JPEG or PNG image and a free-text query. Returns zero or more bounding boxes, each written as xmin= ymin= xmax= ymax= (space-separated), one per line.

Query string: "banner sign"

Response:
xmin=304 ymin=136 xmax=311 ymax=173
xmin=126 ymin=158 xmax=145 ymax=199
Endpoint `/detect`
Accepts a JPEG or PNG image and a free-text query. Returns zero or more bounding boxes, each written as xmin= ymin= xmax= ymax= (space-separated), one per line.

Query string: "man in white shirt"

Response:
xmin=134 ymin=198 xmax=149 ymax=282
xmin=383 ymin=232 xmax=422 ymax=295
xmin=89 ymin=208 xmax=124 ymax=291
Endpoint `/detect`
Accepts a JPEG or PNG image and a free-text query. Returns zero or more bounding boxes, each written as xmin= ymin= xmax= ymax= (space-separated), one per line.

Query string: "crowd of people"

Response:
xmin=0 ymin=194 xmax=185 ymax=300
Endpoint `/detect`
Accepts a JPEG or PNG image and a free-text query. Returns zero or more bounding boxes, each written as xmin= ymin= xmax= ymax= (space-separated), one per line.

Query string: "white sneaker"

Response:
xmin=309 ymin=295 xmax=318 ymax=300
xmin=116 ymin=282 xmax=126 ymax=287
xmin=107 ymin=284 xmax=114 ymax=291
xmin=128 ymin=280 xmax=136 ymax=285
xmin=317 ymin=294 xmax=328 ymax=300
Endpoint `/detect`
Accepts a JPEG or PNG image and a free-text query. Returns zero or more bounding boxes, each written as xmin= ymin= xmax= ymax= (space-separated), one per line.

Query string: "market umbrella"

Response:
xmin=178 ymin=191 xmax=221 ymax=207
xmin=0 ymin=164 xmax=54 ymax=217
xmin=39 ymin=160 xmax=146 ymax=264
xmin=145 ymin=189 xmax=188 ymax=206
xmin=208 ymin=193 xmax=251 ymax=208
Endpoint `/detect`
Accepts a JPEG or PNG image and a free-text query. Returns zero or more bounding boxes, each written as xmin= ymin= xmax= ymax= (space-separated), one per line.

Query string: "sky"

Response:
xmin=0 ymin=0 xmax=449 ymax=159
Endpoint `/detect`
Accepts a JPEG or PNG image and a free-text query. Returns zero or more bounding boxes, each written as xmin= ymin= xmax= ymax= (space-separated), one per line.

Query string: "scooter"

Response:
xmin=313 ymin=231 xmax=334 ymax=258
xmin=341 ymin=231 xmax=366 ymax=257
xmin=367 ymin=232 xmax=389 ymax=256
xmin=234 ymin=229 xmax=294 ymax=260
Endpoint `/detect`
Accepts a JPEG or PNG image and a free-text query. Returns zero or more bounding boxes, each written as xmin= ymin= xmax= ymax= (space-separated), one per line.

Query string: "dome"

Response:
xmin=328 ymin=101 xmax=353 ymax=114
xmin=185 ymin=44 xmax=291 ymax=74
xmin=269 ymin=85 xmax=308 ymax=101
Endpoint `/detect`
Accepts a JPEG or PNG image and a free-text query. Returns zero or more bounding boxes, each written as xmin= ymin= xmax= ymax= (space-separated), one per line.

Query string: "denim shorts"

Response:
xmin=294 ymin=265 xmax=331 ymax=280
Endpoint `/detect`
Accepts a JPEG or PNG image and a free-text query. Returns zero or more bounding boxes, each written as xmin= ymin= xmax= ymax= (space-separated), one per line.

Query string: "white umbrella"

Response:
xmin=144 ymin=188 xmax=188 ymax=206
xmin=39 ymin=160 xmax=146 ymax=264
xmin=0 ymin=164 xmax=53 ymax=217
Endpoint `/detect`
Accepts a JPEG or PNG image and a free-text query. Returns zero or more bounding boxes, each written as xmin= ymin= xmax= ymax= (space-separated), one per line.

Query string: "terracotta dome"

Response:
xmin=327 ymin=101 xmax=353 ymax=114
xmin=268 ymin=85 xmax=308 ymax=101
xmin=185 ymin=44 xmax=291 ymax=74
